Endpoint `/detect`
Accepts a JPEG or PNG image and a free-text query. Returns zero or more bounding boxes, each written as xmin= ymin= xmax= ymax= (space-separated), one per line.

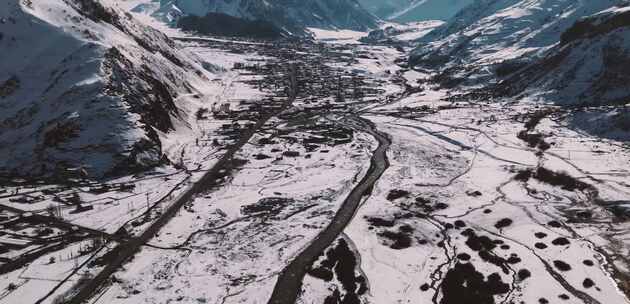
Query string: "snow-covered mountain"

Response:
xmin=391 ymin=0 xmax=475 ymax=23
xmin=358 ymin=0 xmax=473 ymax=22
xmin=0 ymin=0 xmax=213 ymax=178
xmin=360 ymin=20 xmax=444 ymax=45
xmin=499 ymin=5 xmax=630 ymax=107
xmin=357 ymin=0 xmax=412 ymax=18
xmin=410 ymin=0 xmax=625 ymax=86
xmin=167 ymin=0 xmax=378 ymax=36
xmin=406 ymin=0 xmax=630 ymax=139
xmin=132 ymin=0 xmax=185 ymax=25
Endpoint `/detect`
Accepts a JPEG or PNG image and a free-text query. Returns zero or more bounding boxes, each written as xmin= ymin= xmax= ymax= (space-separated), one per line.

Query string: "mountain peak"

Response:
xmin=169 ymin=0 xmax=378 ymax=36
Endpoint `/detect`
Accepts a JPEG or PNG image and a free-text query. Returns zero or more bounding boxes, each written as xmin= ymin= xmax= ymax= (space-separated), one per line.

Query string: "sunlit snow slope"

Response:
xmin=391 ymin=0 xmax=475 ymax=23
xmin=0 ymin=0 xmax=213 ymax=178
xmin=410 ymin=0 xmax=625 ymax=84
xmin=501 ymin=5 xmax=630 ymax=106
xmin=358 ymin=0 xmax=473 ymax=21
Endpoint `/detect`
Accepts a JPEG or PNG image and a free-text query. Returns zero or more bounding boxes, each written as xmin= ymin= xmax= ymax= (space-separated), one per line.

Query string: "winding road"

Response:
xmin=67 ymin=64 xmax=299 ymax=304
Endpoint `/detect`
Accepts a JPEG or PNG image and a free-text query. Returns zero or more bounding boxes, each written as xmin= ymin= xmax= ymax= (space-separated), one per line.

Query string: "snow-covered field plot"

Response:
xmin=307 ymin=28 xmax=368 ymax=44
xmin=393 ymin=21 xmax=445 ymax=41
xmin=0 ymin=30 xmax=276 ymax=259
xmin=0 ymin=168 xmax=192 ymax=233
xmin=297 ymin=96 xmax=630 ymax=303
xmin=321 ymin=41 xmax=452 ymax=115
xmin=92 ymin=115 xmax=378 ymax=304
xmin=0 ymin=237 xmax=117 ymax=304
xmin=183 ymin=41 xmax=271 ymax=72
xmin=0 ymin=12 xmax=284 ymax=299
xmin=359 ymin=21 xmax=445 ymax=46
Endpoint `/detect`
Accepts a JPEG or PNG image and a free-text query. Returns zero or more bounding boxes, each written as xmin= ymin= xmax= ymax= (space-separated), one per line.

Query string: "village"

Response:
xmin=0 ymin=35 xmax=396 ymax=303
xmin=1 ymin=23 xmax=629 ymax=304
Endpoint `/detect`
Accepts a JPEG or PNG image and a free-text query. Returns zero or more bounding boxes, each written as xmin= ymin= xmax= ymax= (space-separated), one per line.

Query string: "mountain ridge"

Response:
xmin=0 ymin=0 xmax=213 ymax=178
xmin=410 ymin=0 xmax=625 ymax=86
xmin=167 ymin=0 xmax=379 ymax=36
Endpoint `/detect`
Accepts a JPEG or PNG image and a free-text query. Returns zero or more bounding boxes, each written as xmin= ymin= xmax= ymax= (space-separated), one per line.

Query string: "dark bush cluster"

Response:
xmin=514 ymin=167 xmax=593 ymax=192
xmin=533 ymin=167 xmax=591 ymax=191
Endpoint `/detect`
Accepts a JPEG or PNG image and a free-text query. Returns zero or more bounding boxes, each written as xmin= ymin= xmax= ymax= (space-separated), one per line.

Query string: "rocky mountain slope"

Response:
xmin=360 ymin=20 xmax=444 ymax=45
xmin=167 ymin=0 xmax=378 ymax=36
xmin=357 ymin=0 xmax=413 ymax=18
xmin=391 ymin=0 xmax=475 ymax=23
xmin=496 ymin=5 xmax=630 ymax=140
xmin=177 ymin=12 xmax=283 ymax=39
xmin=0 ymin=0 xmax=213 ymax=178
xmin=500 ymin=5 xmax=630 ymax=106
xmin=410 ymin=0 xmax=625 ymax=86
xmin=358 ymin=0 xmax=473 ymax=22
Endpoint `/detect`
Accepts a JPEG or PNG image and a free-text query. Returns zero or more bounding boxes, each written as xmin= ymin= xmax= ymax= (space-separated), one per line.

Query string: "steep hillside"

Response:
xmin=391 ymin=0 xmax=475 ymax=23
xmin=0 ymin=0 xmax=212 ymax=178
xmin=500 ymin=5 xmax=630 ymax=106
xmin=168 ymin=0 xmax=378 ymax=36
xmin=178 ymin=12 xmax=284 ymax=39
xmin=360 ymin=20 xmax=444 ymax=44
xmin=492 ymin=5 xmax=630 ymax=140
xmin=358 ymin=0 xmax=473 ymax=22
xmin=410 ymin=0 xmax=624 ymax=86
xmin=357 ymin=0 xmax=413 ymax=18
xmin=131 ymin=0 xmax=185 ymax=25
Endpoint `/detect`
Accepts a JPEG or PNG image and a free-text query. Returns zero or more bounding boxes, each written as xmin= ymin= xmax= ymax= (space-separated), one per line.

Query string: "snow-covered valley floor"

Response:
xmin=1 ymin=27 xmax=629 ymax=304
